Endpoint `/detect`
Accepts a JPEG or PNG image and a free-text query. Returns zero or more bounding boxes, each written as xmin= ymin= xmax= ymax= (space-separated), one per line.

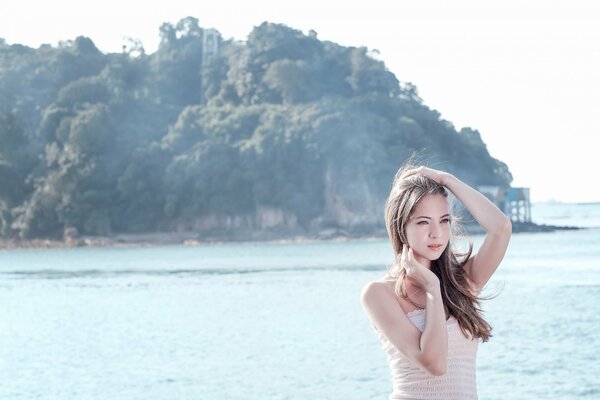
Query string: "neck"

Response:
xmin=401 ymin=278 xmax=425 ymax=309
xmin=403 ymin=278 xmax=421 ymax=293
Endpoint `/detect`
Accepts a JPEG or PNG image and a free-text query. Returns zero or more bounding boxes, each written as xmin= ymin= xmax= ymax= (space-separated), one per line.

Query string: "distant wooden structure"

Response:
xmin=478 ymin=186 xmax=531 ymax=223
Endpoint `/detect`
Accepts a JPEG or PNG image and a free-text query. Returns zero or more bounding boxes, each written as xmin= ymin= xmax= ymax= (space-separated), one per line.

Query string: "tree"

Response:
xmin=0 ymin=19 xmax=514 ymax=240
xmin=263 ymin=59 xmax=317 ymax=103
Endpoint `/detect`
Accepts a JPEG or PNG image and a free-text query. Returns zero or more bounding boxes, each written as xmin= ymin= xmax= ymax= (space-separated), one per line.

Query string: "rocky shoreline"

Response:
xmin=0 ymin=221 xmax=587 ymax=250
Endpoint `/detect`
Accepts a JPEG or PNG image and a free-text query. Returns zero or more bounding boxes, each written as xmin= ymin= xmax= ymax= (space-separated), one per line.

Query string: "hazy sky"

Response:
xmin=2 ymin=0 xmax=599 ymax=202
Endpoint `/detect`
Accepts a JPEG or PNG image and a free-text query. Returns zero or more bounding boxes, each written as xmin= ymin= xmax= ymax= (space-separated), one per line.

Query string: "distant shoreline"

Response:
xmin=532 ymin=200 xmax=600 ymax=205
xmin=0 ymin=222 xmax=588 ymax=250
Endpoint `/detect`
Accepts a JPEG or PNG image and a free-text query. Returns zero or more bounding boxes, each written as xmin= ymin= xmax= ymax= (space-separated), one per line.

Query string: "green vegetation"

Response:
xmin=0 ymin=18 xmax=512 ymax=239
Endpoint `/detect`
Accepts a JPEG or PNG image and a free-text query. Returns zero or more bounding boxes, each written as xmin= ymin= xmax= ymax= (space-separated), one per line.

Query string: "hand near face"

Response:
xmin=401 ymin=244 xmax=440 ymax=292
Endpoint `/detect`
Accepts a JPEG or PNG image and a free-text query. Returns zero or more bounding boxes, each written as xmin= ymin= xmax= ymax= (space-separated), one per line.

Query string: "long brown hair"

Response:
xmin=384 ymin=162 xmax=494 ymax=342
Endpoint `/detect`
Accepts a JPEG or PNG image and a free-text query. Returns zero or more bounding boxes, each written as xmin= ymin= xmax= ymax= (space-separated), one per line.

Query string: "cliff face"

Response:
xmin=320 ymin=166 xmax=382 ymax=228
xmin=170 ymin=166 xmax=385 ymax=240
xmin=196 ymin=207 xmax=299 ymax=231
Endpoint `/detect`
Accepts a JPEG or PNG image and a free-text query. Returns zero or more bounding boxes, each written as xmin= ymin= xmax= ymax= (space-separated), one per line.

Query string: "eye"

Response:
xmin=417 ymin=221 xmax=428 ymax=225
xmin=442 ymin=218 xmax=451 ymax=224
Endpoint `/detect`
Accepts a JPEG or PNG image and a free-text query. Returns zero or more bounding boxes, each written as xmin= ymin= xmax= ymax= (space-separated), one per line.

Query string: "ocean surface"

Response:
xmin=1 ymin=202 xmax=599 ymax=399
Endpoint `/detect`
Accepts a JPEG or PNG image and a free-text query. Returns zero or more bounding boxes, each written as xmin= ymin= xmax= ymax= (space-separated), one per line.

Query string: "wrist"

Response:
xmin=440 ymin=172 xmax=455 ymax=186
xmin=425 ymin=287 xmax=444 ymax=306
xmin=424 ymin=279 xmax=441 ymax=295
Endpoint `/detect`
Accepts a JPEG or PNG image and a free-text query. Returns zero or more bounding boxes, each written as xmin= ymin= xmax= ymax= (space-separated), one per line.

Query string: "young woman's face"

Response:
xmin=404 ymin=194 xmax=451 ymax=267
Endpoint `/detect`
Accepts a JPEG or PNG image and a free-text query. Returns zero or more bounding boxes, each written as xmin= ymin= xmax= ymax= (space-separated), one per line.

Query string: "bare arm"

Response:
xmin=405 ymin=166 xmax=512 ymax=292
xmin=362 ymin=245 xmax=448 ymax=375
xmin=419 ymin=283 xmax=447 ymax=373
xmin=441 ymin=173 xmax=512 ymax=292
xmin=361 ymin=280 xmax=448 ymax=376
xmin=442 ymin=173 xmax=511 ymax=235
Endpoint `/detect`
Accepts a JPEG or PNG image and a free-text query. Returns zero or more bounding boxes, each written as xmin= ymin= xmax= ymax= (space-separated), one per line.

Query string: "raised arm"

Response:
xmin=361 ymin=279 xmax=448 ymax=376
xmin=361 ymin=246 xmax=449 ymax=376
xmin=408 ymin=166 xmax=512 ymax=292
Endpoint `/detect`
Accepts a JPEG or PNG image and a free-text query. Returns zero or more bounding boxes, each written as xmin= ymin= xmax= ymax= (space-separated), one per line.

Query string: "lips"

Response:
xmin=428 ymin=244 xmax=444 ymax=250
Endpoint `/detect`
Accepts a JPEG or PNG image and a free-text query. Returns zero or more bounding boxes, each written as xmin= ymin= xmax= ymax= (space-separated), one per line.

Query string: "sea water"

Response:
xmin=0 ymin=203 xmax=599 ymax=399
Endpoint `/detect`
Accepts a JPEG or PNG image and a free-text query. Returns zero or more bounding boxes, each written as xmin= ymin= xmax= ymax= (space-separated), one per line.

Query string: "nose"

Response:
xmin=429 ymin=224 xmax=441 ymax=239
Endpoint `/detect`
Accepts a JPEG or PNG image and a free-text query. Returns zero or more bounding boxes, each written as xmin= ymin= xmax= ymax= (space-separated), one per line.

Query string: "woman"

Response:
xmin=361 ymin=163 xmax=512 ymax=399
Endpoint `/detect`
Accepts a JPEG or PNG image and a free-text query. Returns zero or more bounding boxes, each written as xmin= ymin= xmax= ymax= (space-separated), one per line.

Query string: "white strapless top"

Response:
xmin=375 ymin=309 xmax=479 ymax=400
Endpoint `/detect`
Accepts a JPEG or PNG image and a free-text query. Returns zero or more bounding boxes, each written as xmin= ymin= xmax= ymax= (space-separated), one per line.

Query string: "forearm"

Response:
xmin=442 ymin=173 xmax=511 ymax=234
xmin=418 ymin=286 xmax=448 ymax=373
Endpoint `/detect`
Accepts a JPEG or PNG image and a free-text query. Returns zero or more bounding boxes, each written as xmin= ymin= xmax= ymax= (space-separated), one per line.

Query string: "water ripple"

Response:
xmin=0 ymin=264 xmax=384 ymax=279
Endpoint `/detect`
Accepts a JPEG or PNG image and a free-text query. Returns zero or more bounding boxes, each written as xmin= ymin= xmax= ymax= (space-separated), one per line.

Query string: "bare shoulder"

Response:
xmin=360 ymin=279 xmax=395 ymax=306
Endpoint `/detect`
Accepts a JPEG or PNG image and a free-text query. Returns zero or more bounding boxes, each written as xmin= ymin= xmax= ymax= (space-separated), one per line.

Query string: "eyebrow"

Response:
xmin=414 ymin=214 xmax=451 ymax=219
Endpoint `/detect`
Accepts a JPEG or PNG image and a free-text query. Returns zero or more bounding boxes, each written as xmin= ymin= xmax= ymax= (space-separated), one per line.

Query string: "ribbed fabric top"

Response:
xmin=375 ymin=309 xmax=479 ymax=400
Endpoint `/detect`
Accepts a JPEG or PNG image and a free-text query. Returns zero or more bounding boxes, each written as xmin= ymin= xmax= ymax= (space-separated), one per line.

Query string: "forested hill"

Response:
xmin=0 ymin=17 xmax=513 ymax=241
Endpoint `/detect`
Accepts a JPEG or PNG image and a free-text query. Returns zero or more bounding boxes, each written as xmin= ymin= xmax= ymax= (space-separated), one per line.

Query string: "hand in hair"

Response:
xmin=401 ymin=244 xmax=441 ymax=293
xmin=403 ymin=166 xmax=450 ymax=186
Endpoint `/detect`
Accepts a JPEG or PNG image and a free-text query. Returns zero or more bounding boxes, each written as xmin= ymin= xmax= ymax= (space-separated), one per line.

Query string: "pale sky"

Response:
xmin=2 ymin=0 xmax=599 ymax=203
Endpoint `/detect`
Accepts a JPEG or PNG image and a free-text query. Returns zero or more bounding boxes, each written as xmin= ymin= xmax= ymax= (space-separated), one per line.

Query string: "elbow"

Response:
xmin=503 ymin=217 xmax=513 ymax=233
xmin=422 ymin=358 xmax=447 ymax=376
xmin=494 ymin=217 xmax=512 ymax=236
xmin=427 ymin=364 xmax=447 ymax=377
